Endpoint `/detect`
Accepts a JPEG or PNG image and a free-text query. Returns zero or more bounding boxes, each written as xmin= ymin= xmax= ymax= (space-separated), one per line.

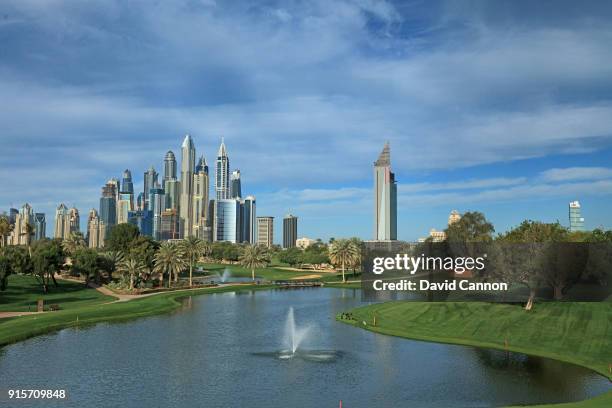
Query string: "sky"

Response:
xmin=1 ymin=0 xmax=612 ymax=242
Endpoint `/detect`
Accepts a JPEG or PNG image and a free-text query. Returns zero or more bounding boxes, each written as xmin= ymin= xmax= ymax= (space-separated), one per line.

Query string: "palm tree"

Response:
xmin=117 ymin=258 xmax=146 ymax=290
xmin=153 ymin=242 xmax=186 ymax=288
xmin=101 ymin=251 xmax=124 ymax=280
xmin=0 ymin=216 xmax=13 ymax=248
xmin=21 ymin=222 xmax=35 ymax=255
xmin=180 ymin=236 xmax=206 ymax=287
xmin=239 ymin=244 xmax=270 ymax=281
xmin=328 ymin=239 xmax=359 ymax=283
xmin=62 ymin=232 xmax=86 ymax=255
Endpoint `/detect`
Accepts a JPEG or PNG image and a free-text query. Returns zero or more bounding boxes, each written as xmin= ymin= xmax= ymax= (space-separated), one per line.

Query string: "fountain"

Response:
xmin=253 ymin=307 xmax=342 ymax=362
xmin=219 ymin=267 xmax=231 ymax=283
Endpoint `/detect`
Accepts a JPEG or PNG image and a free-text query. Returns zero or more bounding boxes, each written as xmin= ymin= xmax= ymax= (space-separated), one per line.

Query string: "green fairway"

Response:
xmin=0 ymin=274 xmax=116 ymax=312
xmin=0 ymin=284 xmax=275 ymax=348
xmin=199 ymin=263 xmax=329 ymax=281
xmin=340 ymin=301 xmax=612 ymax=407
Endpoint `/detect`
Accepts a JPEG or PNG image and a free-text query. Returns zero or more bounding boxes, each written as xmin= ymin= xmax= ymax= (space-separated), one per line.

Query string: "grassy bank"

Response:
xmin=0 ymin=274 xmax=115 ymax=312
xmin=0 ymin=284 xmax=274 ymax=348
xmin=340 ymin=301 xmax=612 ymax=407
xmin=199 ymin=263 xmax=324 ymax=280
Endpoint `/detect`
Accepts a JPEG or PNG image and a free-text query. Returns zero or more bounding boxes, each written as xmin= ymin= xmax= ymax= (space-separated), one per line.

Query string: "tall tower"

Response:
xmin=215 ymin=138 xmax=230 ymax=200
xmin=179 ymin=134 xmax=196 ymax=237
xmin=143 ymin=166 xmax=158 ymax=210
xmin=241 ymin=196 xmax=256 ymax=243
xmin=69 ymin=207 xmax=80 ymax=235
xmin=231 ymin=170 xmax=242 ymax=199
xmin=100 ymin=179 xmax=117 ymax=236
xmin=87 ymin=209 xmax=101 ymax=248
xmin=192 ymin=155 xmax=210 ymax=239
xmin=54 ymin=203 xmax=70 ymax=239
xmin=164 ymin=150 xmax=177 ymax=180
xmin=34 ymin=213 xmax=46 ymax=241
xmin=283 ymin=214 xmax=298 ymax=248
xmin=257 ymin=216 xmax=274 ymax=248
xmin=373 ymin=142 xmax=397 ymax=241
xmin=569 ymin=201 xmax=585 ymax=232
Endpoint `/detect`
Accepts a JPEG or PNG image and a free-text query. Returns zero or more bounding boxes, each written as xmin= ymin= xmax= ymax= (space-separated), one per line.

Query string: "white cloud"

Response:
xmin=540 ymin=167 xmax=612 ymax=182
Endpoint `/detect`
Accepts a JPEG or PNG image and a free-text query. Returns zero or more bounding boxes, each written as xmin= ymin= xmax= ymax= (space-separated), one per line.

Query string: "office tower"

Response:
xmin=121 ymin=169 xmax=134 ymax=194
xmin=231 ymin=170 xmax=241 ymax=199
xmin=192 ymin=155 xmax=210 ymax=238
xmin=164 ymin=150 xmax=177 ymax=180
xmin=241 ymin=196 xmax=256 ymax=243
xmin=215 ymin=138 xmax=230 ymax=200
xmin=117 ymin=193 xmax=133 ymax=224
xmin=283 ymin=214 xmax=298 ymax=248
xmin=569 ymin=201 xmax=585 ymax=232
xmin=143 ymin=166 xmax=158 ymax=210
xmin=256 ymin=216 xmax=274 ymax=248
xmin=8 ymin=208 xmax=18 ymax=225
xmin=164 ymin=179 xmax=181 ymax=211
xmin=215 ymin=199 xmax=240 ymax=243
xmin=150 ymin=187 xmax=165 ymax=240
xmin=136 ymin=192 xmax=145 ymax=211
xmin=11 ymin=203 xmax=34 ymax=245
xmin=54 ymin=204 xmax=71 ymax=239
xmin=108 ymin=177 xmax=121 ymax=203
xmin=179 ymin=134 xmax=196 ymax=237
xmin=207 ymin=200 xmax=216 ymax=242
xmin=69 ymin=207 xmax=80 ymax=234
xmin=448 ymin=210 xmax=461 ymax=226
xmin=100 ymin=180 xmax=117 ymax=236
xmin=160 ymin=209 xmax=180 ymax=240
xmin=373 ymin=142 xmax=397 ymax=241
xmin=34 ymin=213 xmax=46 ymax=241
xmin=87 ymin=209 xmax=105 ymax=248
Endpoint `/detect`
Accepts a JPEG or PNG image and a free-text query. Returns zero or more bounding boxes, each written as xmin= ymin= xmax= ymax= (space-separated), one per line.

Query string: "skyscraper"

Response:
xmin=34 ymin=213 xmax=46 ymax=241
xmin=164 ymin=150 xmax=177 ymax=180
xmin=256 ymin=216 xmax=274 ymax=248
xmin=569 ymin=201 xmax=585 ymax=232
xmin=231 ymin=169 xmax=242 ymax=199
xmin=160 ymin=209 xmax=180 ymax=240
xmin=215 ymin=138 xmax=230 ymax=200
xmin=373 ymin=142 xmax=397 ymax=241
xmin=100 ymin=180 xmax=117 ymax=237
xmin=121 ymin=169 xmax=134 ymax=194
xmin=69 ymin=207 xmax=80 ymax=235
xmin=241 ymin=196 xmax=256 ymax=243
xmin=215 ymin=199 xmax=240 ymax=243
xmin=143 ymin=166 xmax=159 ymax=210
xmin=87 ymin=209 xmax=105 ymax=248
xmin=150 ymin=187 xmax=165 ymax=240
xmin=11 ymin=203 xmax=34 ymax=245
xmin=119 ymin=169 xmax=135 ymax=222
xmin=54 ymin=204 xmax=71 ymax=239
xmin=192 ymin=155 xmax=210 ymax=239
xmin=179 ymin=134 xmax=196 ymax=237
xmin=283 ymin=214 xmax=298 ymax=248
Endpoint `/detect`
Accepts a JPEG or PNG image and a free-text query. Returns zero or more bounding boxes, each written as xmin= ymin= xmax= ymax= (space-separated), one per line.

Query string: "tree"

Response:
xmin=72 ymin=248 xmax=102 ymax=284
xmin=584 ymin=229 xmax=612 ymax=286
xmin=0 ymin=216 xmax=13 ymax=248
xmin=0 ymin=253 xmax=12 ymax=291
xmin=300 ymin=243 xmax=329 ymax=269
xmin=62 ymin=232 xmax=86 ymax=256
xmin=117 ymin=258 xmax=147 ymax=290
xmin=328 ymin=239 xmax=359 ymax=283
xmin=30 ymin=239 xmax=65 ymax=293
xmin=100 ymin=251 xmax=124 ymax=281
xmin=239 ymin=244 xmax=270 ymax=281
xmin=446 ymin=211 xmax=495 ymax=242
xmin=3 ymin=245 xmax=33 ymax=276
xmin=348 ymin=237 xmax=363 ymax=276
xmin=128 ymin=235 xmax=159 ymax=272
xmin=180 ymin=236 xmax=206 ymax=287
xmin=278 ymin=247 xmax=301 ymax=266
xmin=21 ymin=222 xmax=35 ymax=253
xmin=105 ymin=224 xmax=140 ymax=252
xmin=153 ymin=242 xmax=186 ymax=288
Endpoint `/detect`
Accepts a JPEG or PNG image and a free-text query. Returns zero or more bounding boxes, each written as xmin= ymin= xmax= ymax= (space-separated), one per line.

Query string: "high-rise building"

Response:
xmin=128 ymin=210 xmax=152 ymax=237
xmin=179 ymin=134 xmax=196 ymax=237
xmin=283 ymin=214 xmax=298 ymax=248
xmin=117 ymin=193 xmax=133 ymax=224
xmin=34 ymin=213 xmax=46 ymax=241
xmin=164 ymin=179 xmax=181 ymax=211
xmin=54 ymin=204 xmax=71 ymax=240
xmin=448 ymin=210 xmax=461 ymax=226
xmin=215 ymin=199 xmax=240 ymax=243
xmin=207 ymin=200 xmax=216 ymax=242
xmin=231 ymin=169 xmax=241 ymax=199
xmin=160 ymin=209 xmax=180 ymax=240
xmin=143 ymin=166 xmax=159 ymax=210
xmin=256 ymin=216 xmax=274 ymax=248
xmin=8 ymin=208 xmax=18 ymax=225
xmin=215 ymin=138 xmax=230 ymax=200
xmin=373 ymin=142 xmax=397 ymax=241
xmin=11 ymin=203 xmax=35 ymax=245
xmin=569 ymin=201 xmax=585 ymax=232
xmin=87 ymin=209 xmax=105 ymax=248
xmin=192 ymin=155 xmax=210 ymax=239
xmin=241 ymin=196 xmax=256 ymax=243
xmin=100 ymin=180 xmax=117 ymax=237
xmin=69 ymin=207 xmax=80 ymax=235
xmin=164 ymin=150 xmax=177 ymax=180
xmin=150 ymin=187 xmax=165 ymax=240
xmin=121 ymin=169 xmax=134 ymax=194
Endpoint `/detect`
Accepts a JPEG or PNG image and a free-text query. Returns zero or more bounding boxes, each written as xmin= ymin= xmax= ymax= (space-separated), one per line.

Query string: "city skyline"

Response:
xmin=1 ymin=1 xmax=612 ymax=240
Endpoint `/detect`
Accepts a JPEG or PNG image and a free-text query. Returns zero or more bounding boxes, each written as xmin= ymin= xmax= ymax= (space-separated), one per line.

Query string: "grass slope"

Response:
xmin=341 ymin=301 xmax=611 ymax=407
xmin=0 ymin=274 xmax=115 ymax=312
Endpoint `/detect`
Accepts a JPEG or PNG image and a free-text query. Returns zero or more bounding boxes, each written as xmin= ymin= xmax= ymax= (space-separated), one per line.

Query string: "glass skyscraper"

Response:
xmin=215 ymin=199 xmax=240 ymax=243
xmin=215 ymin=138 xmax=230 ymax=200
xmin=34 ymin=213 xmax=46 ymax=241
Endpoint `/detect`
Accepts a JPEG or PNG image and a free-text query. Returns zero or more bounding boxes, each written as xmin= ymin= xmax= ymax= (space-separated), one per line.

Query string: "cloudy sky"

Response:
xmin=1 ymin=0 xmax=612 ymax=241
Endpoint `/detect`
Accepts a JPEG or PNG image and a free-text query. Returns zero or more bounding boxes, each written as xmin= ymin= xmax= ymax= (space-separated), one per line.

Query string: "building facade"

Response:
xmin=256 ymin=216 xmax=274 ymax=248
xmin=100 ymin=180 xmax=117 ymax=237
xmin=296 ymin=237 xmax=316 ymax=249
xmin=143 ymin=166 xmax=159 ymax=210
xmin=179 ymin=134 xmax=196 ymax=238
xmin=215 ymin=138 xmax=230 ymax=200
xmin=192 ymin=155 xmax=210 ymax=239
xmin=231 ymin=169 xmax=241 ymax=199
xmin=54 ymin=203 xmax=71 ymax=240
xmin=215 ymin=199 xmax=240 ymax=243
xmin=34 ymin=212 xmax=46 ymax=241
xmin=569 ymin=201 xmax=585 ymax=232
xmin=373 ymin=142 xmax=397 ymax=241
xmin=240 ymin=196 xmax=256 ymax=243
xmin=283 ymin=214 xmax=298 ymax=248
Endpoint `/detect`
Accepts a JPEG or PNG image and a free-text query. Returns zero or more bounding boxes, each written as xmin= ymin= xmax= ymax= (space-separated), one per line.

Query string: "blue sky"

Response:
xmin=1 ymin=0 xmax=612 ymax=242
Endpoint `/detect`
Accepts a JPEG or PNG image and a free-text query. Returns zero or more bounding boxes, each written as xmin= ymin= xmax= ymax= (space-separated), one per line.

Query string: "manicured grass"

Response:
xmin=199 ymin=263 xmax=323 ymax=281
xmin=340 ymin=301 xmax=612 ymax=407
xmin=0 ymin=274 xmax=115 ymax=312
xmin=0 ymin=284 xmax=275 ymax=348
